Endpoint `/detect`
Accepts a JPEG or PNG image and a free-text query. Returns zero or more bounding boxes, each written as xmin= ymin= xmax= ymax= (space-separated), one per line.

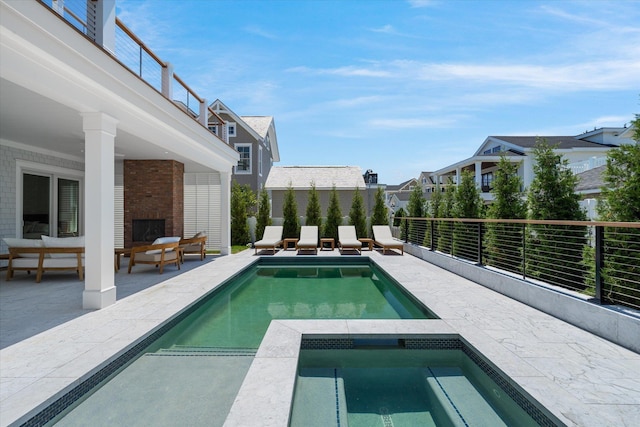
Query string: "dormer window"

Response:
xmin=227 ymin=122 xmax=237 ymax=137
xmin=208 ymin=125 xmax=218 ymax=135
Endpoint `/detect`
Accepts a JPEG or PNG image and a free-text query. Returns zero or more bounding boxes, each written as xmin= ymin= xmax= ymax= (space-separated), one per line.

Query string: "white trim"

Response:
xmin=258 ymin=146 xmax=263 ymax=177
xmin=16 ymin=160 xmax=85 ymax=238
xmin=234 ymin=143 xmax=252 ymax=175
xmin=1 ymin=139 xmax=85 ymax=163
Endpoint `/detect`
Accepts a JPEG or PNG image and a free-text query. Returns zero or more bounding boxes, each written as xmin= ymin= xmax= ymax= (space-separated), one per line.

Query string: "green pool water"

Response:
xmin=292 ymin=348 xmax=543 ymax=427
xmin=52 ymin=259 xmax=434 ymax=426
xmin=149 ymin=262 xmax=434 ymax=351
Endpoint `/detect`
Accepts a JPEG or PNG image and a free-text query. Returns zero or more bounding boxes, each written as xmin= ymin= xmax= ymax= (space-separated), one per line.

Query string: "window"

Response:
xmin=481 ymin=172 xmax=494 ymax=190
xmin=483 ymin=149 xmax=491 ymax=155
xmin=265 ymin=134 xmax=270 ymax=150
xmin=258 ymin=146 xmax=263 ymax=177
xmin=492 ymin=146 xmax=501 ymax=153
xmin=18 ymin=161 xmax=83 ymax=238
xmin=235 ymin=144 xmax=251 ymax=174
xmin=227 ymin=122 xmax=237 ymax=137
xmin=208 ymin=125 xmax=218 ymax=135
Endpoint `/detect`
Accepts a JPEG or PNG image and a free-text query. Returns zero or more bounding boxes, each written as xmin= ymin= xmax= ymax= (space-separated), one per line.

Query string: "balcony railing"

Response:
xmin=38 ymin=0 xmax=229 ymax=145
xmin=394 ymin=217 xmax=640 ymax=310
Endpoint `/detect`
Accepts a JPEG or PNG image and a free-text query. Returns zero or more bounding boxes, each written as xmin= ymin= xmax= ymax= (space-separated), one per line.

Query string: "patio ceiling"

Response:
xmin=0 ymin=78 xmax=223 ymax=173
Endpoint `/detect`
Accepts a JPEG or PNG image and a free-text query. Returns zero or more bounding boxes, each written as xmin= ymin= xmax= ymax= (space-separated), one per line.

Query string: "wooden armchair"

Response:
xmin=127 ymin=241 xmax=181 ymax=274
xmin=179 ymin=235 xmax=207 ymax=261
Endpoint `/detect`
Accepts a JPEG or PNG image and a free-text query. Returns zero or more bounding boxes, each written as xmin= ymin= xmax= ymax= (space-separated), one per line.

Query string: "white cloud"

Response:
xmin=407 ymin=0 xmax=438 ymax=8
xmin=243 ymin=25 xmax=277 ymax=39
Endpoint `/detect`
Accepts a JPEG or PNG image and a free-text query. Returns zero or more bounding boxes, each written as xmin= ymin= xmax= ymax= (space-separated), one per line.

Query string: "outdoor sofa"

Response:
xmin=128 ymin=237 xmax=181 ymax=274
xmin=3 ymin=236 xmax=84 ymax=283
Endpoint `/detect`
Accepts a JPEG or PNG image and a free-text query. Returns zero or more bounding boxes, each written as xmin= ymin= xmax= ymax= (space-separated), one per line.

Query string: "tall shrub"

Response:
xmin=282 ymin=183 xmax=299 ymax=238
xmin=485 ymin=156 xmax=526 ymax=273
xmin=305 ymin=182 xmax=322 ymax=229
xmin=436 ymin=180 xmax=456 ymax=253
xmin=349 ymin=187 xmax=367 ymax=238
xmin=255 ymin=188 xmax=271 ymax=241
xmin=585 ymin=115 xmax=640 ymax=306
xmin=324 ymin=185 xmax=343 ymax=240
xmin=423 ymin=183 xmax=443 ymax=248
xmin=527 ymin=139 xmax=586 ymax=289
xmin=230 ymin=181 xmax=249 ymax=245
xmin=406 ymin=185 xmax=426 ymax=244
xmin=370 ymin=186 xmax=389 ymax=232
xmin=452 ymin=170 xmax=483 ymax=260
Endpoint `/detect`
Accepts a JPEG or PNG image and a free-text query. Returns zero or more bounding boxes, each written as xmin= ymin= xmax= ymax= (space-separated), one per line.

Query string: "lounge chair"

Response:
xmin=372 ymin=225 xmax=404 ymax=255
xmin=297 ymin=226 xmax=318 ymax=254
xmin=128 ymin=237 xmax=181 ymax=274
xmin=254 ymin=225 xmax=283 ymax=254
xmin=179 ymin=231 xmax=207 ymax=261
xmin=338 ymin=226 xmax=362 ymax=254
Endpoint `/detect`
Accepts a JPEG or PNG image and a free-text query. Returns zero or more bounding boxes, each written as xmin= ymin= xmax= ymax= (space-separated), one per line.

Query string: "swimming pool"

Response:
xmin=292 ymin=344 xmax=543 ymax=426
xmin=43 ymin=258 xmax=434 ymax=426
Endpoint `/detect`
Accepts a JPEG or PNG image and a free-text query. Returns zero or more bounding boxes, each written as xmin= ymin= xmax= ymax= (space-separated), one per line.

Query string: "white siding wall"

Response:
xmin=184 ymin=172 xmax=222 ymax=250
xmin=114 ymin=160 xmax=124 ymax=248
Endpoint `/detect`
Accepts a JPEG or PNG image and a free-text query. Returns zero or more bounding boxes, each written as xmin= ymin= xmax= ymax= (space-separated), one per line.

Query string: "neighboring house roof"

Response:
xmin=209 ymin=99 xmax=280 ymax=162
xmin=489 ymin=136 xmax=612 ymax=150
xmin=575 ymin=165 xmax=606 ymax=193
xmin=386 ymin=178 xmax=417 ymax=192
xmin=241 ymin=116 xmax=272 ymax=138
xmin=265 ymin=166 xmax=365 ymax=190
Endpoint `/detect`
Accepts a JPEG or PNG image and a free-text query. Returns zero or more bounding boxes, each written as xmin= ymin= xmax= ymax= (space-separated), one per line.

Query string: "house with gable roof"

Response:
xmin=264 ymin=166 xmax=369 ymax=220
xmin=209 ymin=99 xmax=279 ymax=192
xmin=429 ymin=127 xmax=634 ymax=203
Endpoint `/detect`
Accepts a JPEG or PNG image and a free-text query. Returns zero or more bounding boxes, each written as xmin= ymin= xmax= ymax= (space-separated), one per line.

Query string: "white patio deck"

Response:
xmin=1 ymin=248 xmax=638 ymax=426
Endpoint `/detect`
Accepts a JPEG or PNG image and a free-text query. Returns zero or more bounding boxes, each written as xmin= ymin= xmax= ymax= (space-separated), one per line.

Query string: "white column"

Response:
xmin=455 ymin=167 xmax=461 ymax=186
xmin=220 ymin=170 xmax=231 ymax=255
xmin=92 ymin=0 xmax=116 ymax=54
xmin=199 ymin=98 xmax=208 ymax=127
xmin=475 ymin=161 xmax=482 ymax=188
xmin=162 ymin=62 xmax=174 ymax=99
xmin=82 ymin=112 xmax=118 ymax=309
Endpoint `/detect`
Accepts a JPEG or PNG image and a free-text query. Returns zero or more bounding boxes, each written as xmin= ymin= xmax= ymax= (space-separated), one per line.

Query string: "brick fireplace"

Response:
xmin=124 ymin=160 xmax=184 ymax=247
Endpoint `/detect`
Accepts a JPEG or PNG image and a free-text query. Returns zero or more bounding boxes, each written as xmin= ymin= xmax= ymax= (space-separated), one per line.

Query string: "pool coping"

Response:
xmin=2 ymin=250 xmax=639 ymax=426
xmin=223 ymin=319 xmax=569 ymax=427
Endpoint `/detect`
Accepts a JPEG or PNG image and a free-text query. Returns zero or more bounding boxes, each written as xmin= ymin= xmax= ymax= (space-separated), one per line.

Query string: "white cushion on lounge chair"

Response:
xmin=255 ymin=226 xmax=283 ymax=252
xmin=373 ymin=225 xmax=404 ymax=254
xmin=297 ymin=226 xmax=318 ymax=251
xmin=338 ymin=226 xmax=362 ymax=250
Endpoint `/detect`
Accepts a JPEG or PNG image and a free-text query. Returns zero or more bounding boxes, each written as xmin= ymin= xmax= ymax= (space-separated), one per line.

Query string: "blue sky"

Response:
xmin=117 ymin=0 xmax=640 ymax=184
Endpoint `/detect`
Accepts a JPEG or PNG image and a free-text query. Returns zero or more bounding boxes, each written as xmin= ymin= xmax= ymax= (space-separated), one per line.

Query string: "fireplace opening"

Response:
xmin=132 ymin=219 xmax=165 ymax=242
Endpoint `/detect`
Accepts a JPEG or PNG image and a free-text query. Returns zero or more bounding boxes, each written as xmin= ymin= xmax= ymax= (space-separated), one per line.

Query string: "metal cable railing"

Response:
xmin=397 ymin=218 xmax=640 ymax=310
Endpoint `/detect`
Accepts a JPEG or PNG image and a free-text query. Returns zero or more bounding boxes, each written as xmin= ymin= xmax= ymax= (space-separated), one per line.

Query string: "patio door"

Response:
xmin=21 ymin=171 xmax=82 ymax=239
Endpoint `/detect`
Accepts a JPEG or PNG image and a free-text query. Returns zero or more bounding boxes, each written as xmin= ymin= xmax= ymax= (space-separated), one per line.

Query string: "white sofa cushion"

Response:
xmin=2 ymin=238 xmax=44 ymax=258
xmin=146 ymin=236 xmax=181 ymax=254
xmin=41 ymin=235 xmax=85 ymax=258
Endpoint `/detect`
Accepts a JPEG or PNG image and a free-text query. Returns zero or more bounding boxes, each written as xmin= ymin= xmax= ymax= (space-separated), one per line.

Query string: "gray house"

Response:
xmin=209 ymin=99 xmax=279 ymax=192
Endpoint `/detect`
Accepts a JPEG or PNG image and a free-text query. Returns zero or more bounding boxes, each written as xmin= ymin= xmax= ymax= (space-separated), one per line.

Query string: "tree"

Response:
xmin=394 ymin=207 xmax=407 ymax=241
xmin=349 ymin=187 xmax=367 ymax=238
xmin=527 ymin=139 xmax=586 ymax=289
xmin=255 ymin=188 xmax=271 ymax=242
xmin=587 ymin=114 xmax=640 ymax=306
xmin=423 ymin=183 xmax=443 ymax=248
xmin=452 ymin=170 xmax=483 ymax=260
xmin=234 ymin=182 xmax=257 ymax=217
xmin=282 ymin=183 xmax=299 ymax=238
xmin=370 ymin=186 xmax=389 ymax=234
xmin=485 ymin=156 xmax=526 ymax=273
xmin=436 ymin=180 xmax=456 ymax=253
xmin=324 ymin=185 xmax=343 ymax=240
xmin=406 ymin=185 xmax=426 ymax=244
xmin=305 ymin=182 xmax=322 ymax=230
xmin=230 ymin=181 xmax=250 ymax=245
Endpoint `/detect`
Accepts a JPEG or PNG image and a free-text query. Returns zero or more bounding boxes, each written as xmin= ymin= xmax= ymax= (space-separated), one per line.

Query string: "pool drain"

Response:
xmin=380 ymin=407 xmax=394 ymax=427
